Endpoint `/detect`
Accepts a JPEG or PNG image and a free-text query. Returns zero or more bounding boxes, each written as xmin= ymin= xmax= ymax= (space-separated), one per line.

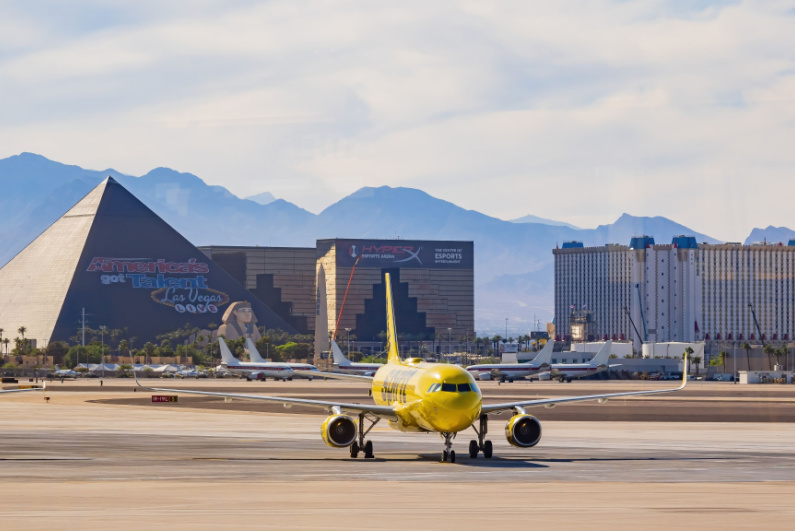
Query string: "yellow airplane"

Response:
xmin=136 ymin=273 xmax=687 ymax=463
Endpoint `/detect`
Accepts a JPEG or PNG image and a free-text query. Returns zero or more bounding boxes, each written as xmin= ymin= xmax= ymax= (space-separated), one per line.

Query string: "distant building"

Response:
xmin=202 ymin=239 xmax=476 ymax=360
xmin=199 ymin=246 xmax=317 ymax=334
xmin=314 ymin=239 xmax=474 ymax=358
xmin=554 ymin=236 xmax=795 ymax=351
xmin=553 ymin=241 xmax=631 ymax=344
xmin=0 ymin=178 xmax=295 ymax=345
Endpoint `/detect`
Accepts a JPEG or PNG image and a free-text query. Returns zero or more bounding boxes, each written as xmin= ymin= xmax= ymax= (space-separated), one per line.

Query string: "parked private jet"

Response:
xmin=547 ymin=341 xmax=618 ymax=382
xmin=329 ymin=339 xmax=383 ymax=376
xmin=48 ymin=365 xmax=79 ymax=379
xmin=245 ymin=338 xmax=322 ymax=380
xmin=218 ymin=339 xmax=295 ymax=381
xmin=465 ymin=338 xmax=554 ymax=382
xmin=136 ymin=273 xmax=687 ymax=463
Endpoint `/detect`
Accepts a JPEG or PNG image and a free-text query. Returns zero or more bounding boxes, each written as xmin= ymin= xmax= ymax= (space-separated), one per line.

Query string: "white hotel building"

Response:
xmin=554 ymin=237 xmax=795 ymax=352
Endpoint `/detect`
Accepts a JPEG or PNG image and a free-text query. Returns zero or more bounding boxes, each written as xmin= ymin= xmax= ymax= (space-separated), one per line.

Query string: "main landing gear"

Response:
xmin=350 ymin=412 xmax=379 ymax=459
xmin=469 ymin=415 xmax=493 ymax=459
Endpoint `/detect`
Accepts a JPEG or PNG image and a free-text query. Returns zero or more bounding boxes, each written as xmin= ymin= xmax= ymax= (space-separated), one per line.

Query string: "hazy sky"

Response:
xmin=1 ymin=1 xmax=793 ymax=241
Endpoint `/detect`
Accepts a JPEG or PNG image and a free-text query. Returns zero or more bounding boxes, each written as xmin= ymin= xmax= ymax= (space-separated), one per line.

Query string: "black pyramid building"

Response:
xmin=0 ymin=177 xmax=296 ymax=344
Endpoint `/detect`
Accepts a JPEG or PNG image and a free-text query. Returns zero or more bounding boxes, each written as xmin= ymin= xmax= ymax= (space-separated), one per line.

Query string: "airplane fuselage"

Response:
xmin=223 ymin=363 xmax=294 ymax=380
xmin=550 ymin=363 xmax=608 ymax=379
xmin=466 ymin=364 xmax=545 ymax=381
xmin=333 ymin=363 xmax=382 ymax=376
xmin=371 ymin=360 xmax=482 ymax=434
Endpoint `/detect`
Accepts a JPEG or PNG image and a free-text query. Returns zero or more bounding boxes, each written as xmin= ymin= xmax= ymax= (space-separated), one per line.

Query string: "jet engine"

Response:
xmin=504 ymin=414 xmax=542 ymax=448
xmin=478 ymin=372 xmax=492 ymax=381
xmin=320 ymin=414 xmax=357 ymax=448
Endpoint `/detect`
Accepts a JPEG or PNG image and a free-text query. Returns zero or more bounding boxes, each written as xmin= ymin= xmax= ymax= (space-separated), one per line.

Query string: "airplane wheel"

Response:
xmin=350 ymin=442 xmax=359 ymax=458
xmin=442 ymin=450 xmax=448 ymax=462
xmin=483 ymin=440 xmax=493 ymax=459
xmin=364 ymin=440 xmax=374 ymax=459
xmin=567 ymin=378 xmax=572 ymax=383
xmin=469 ymin=440 xmax=479 ymax=458
xmin=449 ymin=450 xmax=456 ymax=463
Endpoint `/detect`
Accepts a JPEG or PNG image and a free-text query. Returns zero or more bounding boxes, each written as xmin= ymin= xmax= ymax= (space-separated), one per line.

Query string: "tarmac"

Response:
xmin=1 ymin=379 xmax=794 ymax=529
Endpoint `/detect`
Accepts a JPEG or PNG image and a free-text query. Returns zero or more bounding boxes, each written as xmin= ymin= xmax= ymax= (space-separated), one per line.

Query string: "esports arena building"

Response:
xmin=201 ymin=239 xmax=475 ymax=361
xmin=0 ymin=177 xmax=475 ymax=358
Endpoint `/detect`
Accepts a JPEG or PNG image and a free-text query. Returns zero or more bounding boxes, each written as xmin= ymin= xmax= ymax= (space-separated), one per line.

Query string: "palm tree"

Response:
xmin=774 ymin=347 xmax=786 ymax=371
xmin=692 ymin=356 xmax=703 ymax=378
xmin=143 ymin=342 xmax=155 ymax=365
xmin=742 ymin=342 xmax=752 ymax=372
xmin=763 ymin=344 xmax=775 ymax=370
xmin=17 ymin=326 xmax=27 ymax=354
xmin=718 ymin=351 xmax=728 ymax=373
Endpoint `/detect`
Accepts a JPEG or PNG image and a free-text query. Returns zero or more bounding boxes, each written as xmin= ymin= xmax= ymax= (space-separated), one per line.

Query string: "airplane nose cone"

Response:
xmin=428 ymin=393 xmax=482 ymax=433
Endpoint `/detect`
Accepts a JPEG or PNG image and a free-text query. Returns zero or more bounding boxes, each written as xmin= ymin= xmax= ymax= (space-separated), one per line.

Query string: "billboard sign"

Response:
xmin=335 ymin=240 xmax=473 ymax=269
xmin=86 ymin=256 xmax=229 ymax=315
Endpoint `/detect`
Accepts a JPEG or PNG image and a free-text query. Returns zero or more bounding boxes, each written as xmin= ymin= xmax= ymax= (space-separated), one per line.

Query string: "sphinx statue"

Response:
xmin=216 ymin=301 xmax=262 ymax=342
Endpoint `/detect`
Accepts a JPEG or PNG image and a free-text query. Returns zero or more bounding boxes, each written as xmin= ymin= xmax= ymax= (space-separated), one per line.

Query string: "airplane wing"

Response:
xmin=133 ymin=372 xmax=396 ymax=420
xmin=315 ymin=371 xmax=374 ymax=382
xmin=0 ymin=383 xmax=45 ymax=394
xmin=481 ymin=356 xmax=688 ymax=415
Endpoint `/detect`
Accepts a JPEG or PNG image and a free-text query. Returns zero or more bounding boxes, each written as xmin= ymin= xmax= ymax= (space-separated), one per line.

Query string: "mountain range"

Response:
xmin=1 ymin=153 xmax=791 ymax=333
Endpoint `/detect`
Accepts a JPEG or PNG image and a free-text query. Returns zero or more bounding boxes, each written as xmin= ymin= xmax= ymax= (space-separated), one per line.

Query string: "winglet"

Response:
xmin=384 ymin=273 xmax=400 ymax=364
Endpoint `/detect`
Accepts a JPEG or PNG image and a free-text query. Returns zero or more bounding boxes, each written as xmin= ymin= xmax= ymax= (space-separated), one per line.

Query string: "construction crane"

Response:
xmin=622 ymin=306 xmax=644 ymax=348
xmin=748 ymin=303 xmax=766 ymax=347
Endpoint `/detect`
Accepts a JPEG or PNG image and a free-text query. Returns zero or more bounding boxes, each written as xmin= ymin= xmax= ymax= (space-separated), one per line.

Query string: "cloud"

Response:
xmin=0 ymin=0 xmax=793 ymax=239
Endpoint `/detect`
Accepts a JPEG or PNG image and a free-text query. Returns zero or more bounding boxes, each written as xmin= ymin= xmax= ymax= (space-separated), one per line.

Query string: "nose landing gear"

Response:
xmin=441 ymin=432 xmax=456 ymax=463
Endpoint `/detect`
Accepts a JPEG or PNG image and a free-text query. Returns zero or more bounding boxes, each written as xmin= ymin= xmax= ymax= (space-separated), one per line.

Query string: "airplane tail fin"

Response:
xmin=218 ymin=338 xmax=240 ymax=366
xmin=245 ymin=338 xmax=266 ymax=363
xmin=54 ymin=365 xmax=60 ymax=371
xmin=532 ymin=339 xmax=554 ymax=366
xmin=590 ymin=340 xmax=613 ymax=366
xmin=330 ymin=340 xmax=352 ymax=366
xmin=384 ymin=273 xmax=400 ymax=364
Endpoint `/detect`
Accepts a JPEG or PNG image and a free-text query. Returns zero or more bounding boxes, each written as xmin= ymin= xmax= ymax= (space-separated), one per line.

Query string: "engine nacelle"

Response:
xmin=505 ymin=414 xmax=542 ymax=448
xmin=477 ymin=372 xmax=492 ymax=381
xmin=320 ymin=414 xmax=357 ymax=448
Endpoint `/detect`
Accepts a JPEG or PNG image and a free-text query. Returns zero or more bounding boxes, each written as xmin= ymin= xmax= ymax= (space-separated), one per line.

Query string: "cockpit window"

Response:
xmin=457 ymin=383 xmax=472 ymax=392
xmin=427 ymin=383 xmax=441 ymax=393
xmin=441 ymin=383 xmax=456 ymax=392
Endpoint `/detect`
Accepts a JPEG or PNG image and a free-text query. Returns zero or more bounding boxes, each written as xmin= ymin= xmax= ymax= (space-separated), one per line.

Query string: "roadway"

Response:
xmin=1 ymin=379 xmax=793 ymax=529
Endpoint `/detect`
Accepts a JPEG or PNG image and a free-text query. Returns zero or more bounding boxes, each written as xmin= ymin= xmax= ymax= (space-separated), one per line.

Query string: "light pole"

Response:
xmin=447 ymin=328 xmax=452 ymax=359
xmin=345 ymin=328 xmax=352 ymax=358
xmin=100 ymin=325 xmax=106 ymax=379
xmin=505 ymin=318 xmax=508 ymax=339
